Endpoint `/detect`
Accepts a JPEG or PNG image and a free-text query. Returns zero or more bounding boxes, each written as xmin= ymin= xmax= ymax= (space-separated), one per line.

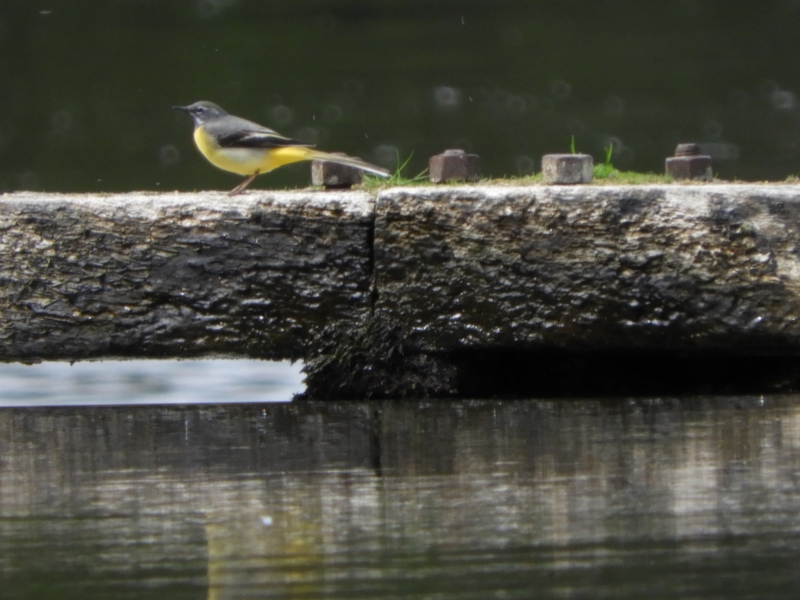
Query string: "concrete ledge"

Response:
xmin=0 ymin=191 xmax=374 ymax=362
xmin=4 ymin=185 xmax=800 ymax=397
xmin=375 ymin=185 xmax=800 ymax=352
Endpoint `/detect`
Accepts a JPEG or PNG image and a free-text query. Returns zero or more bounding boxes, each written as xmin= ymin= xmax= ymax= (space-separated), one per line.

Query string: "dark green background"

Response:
xmin=2 ymin=0 xmax=800 ymax=192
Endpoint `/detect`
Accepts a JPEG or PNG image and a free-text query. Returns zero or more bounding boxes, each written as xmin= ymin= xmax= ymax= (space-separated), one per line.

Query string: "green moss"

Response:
xmin=594 ymin=170 xmax=676 ymax=184
xmin=486 ymin=171 xmax=676 ymax=185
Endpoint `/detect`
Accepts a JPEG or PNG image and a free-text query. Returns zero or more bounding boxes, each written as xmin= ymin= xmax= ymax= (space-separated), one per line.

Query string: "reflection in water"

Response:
xmin=0 ymin=359 xmax=304 ymax=406
xmin=2 ymin=398 xmax=800 ymax=598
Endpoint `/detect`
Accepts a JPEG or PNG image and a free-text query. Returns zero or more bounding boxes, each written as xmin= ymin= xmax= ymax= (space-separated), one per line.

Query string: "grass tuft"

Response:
xmin=362 ymin=152 xmax=429 ymax=190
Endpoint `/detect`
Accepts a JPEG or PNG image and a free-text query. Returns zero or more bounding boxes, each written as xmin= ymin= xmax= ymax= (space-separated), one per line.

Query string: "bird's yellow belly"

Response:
xmin=193 ymin=128 xmax=312 ymax=176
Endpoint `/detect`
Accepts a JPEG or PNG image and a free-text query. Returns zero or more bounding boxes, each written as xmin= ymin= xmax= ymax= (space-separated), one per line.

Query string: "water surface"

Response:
xmin=0 ymin=359 xmax=304 ymax=406
xmin=3 ymin=2 xmax=800 ymax=191
xmin=3 ymin=397 xmax=800 ymax=598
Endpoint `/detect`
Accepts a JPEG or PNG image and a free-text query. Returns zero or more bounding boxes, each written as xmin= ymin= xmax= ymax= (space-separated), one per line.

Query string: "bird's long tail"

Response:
xmin=307 ymin=150 xmax=391 ymax=178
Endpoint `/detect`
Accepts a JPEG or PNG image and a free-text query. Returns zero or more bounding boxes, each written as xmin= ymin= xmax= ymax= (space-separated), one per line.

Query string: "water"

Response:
xmin=3 ymin=396 xmax=800 ymax=598
xmin=0 ymin=360 xmax=305 ymax=406
xmin=3 ymin=2 xmax=800 ymax=191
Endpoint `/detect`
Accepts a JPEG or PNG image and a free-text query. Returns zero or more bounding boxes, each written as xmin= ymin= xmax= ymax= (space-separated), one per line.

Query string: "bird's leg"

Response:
xmin=229 ymin=170 xmax=260 ymax=195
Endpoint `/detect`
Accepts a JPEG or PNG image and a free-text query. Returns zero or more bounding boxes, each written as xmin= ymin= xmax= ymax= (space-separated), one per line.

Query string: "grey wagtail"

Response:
xmin=174 ymin=100 xmax=390 ymax=194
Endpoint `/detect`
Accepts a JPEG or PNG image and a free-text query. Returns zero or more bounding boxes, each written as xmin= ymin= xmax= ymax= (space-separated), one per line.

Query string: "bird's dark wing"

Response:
xmin=218 ymin=129 xmax=313 ymax=148
xmin=207 ymin=115 xmax=312 ymax=148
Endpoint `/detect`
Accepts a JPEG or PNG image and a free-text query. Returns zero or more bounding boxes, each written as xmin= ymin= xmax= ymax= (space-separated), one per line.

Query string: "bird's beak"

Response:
xmin=173 ymin=105 xmax=189 ymax=112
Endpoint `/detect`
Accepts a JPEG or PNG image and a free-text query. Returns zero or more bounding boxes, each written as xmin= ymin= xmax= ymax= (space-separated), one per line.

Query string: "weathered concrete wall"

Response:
xmin=0 ymin=191 xmax=373 ymax=362
xmin=375 ymin=185 xmax=800 ymax=352
xmin=4 ymin=185 xmax=800 ymax=397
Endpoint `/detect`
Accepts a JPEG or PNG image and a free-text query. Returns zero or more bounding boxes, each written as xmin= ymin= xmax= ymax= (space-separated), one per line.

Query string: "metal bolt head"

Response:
xmin=311 ymin=154 xmax=363 ymax=189
xmin=675 ymin=143 xmax=701 ymax=157
xmin=541 ymin=154 xmax=594 ymax=184
xmin=429 ymin=149 xmax=482 ymax=183
xmin=666 ymin=143 xmax=712 ymax=181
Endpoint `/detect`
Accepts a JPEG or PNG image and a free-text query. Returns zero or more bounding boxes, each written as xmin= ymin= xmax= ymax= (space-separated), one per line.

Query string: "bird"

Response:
xmin=174 ymin=100 xmax=390 ymax=194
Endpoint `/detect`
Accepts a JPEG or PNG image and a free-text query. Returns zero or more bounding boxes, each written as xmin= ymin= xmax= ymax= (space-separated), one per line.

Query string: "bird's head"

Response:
xmin=173 ymin=101 xmax=229 ymax=126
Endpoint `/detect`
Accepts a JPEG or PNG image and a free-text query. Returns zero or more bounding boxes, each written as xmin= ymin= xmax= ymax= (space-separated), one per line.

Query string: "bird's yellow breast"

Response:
xmin=193 ymin=127 xmax=313 ymax=176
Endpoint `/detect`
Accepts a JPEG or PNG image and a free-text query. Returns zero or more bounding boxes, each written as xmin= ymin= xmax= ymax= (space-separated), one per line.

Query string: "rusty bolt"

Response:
xmin=665 ymin=143 xmax=712 ymax=181
xmin=541 ymin=153 xmax=594 ymax=184
xmin=311 ymin=154 xmax=364 ymax=189
xmin=429 ymin=149 xmax=482 ymax=183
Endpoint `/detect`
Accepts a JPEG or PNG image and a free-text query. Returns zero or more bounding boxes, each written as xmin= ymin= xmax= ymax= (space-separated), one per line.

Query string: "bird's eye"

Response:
xmin=194 ymin=106 xmax=206 ymax=114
